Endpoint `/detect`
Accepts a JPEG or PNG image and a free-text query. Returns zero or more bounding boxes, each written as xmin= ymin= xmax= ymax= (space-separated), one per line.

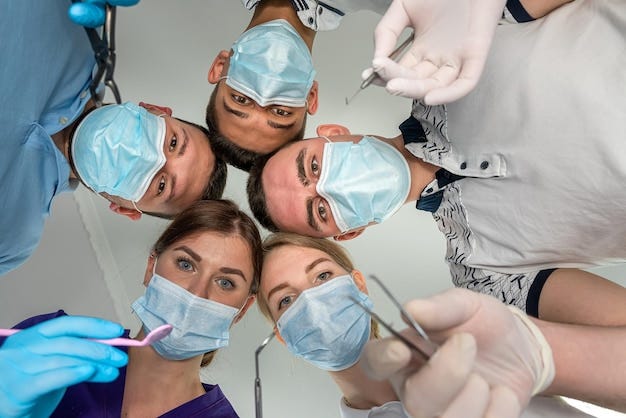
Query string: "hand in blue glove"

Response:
xmin=68 ymin=0 xmax=140 ymax=28
xmin=0 ymin=316 xmax=128 ymax=418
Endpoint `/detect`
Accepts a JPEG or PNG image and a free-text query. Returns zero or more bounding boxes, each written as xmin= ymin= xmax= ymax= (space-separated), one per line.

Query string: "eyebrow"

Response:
xmin=266 ymin=282 xmax=289 ymax=305
xmin=306 ymin=197 xmax=320 ymax=232
xmin=296 ymin=148 xmax=308 ymax=186
xmin=305 ymin=257 xmax=331 ymax=273
xmin=222 ymin=99 xmax=295 ymax=130
xmin=221 ymin=267 xmax=248 ymax=282
xmin=178 ymin=127 xmax=188 ymax=157
xmin=173 ymin=245 xmax=201 ymax=261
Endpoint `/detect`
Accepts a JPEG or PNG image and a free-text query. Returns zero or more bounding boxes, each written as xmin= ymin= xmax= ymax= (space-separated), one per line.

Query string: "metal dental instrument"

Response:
xmin=349 ymin=274 xmax=438 ymax=361
xmin=255 ymin=331 xmax=275 ymax=418
xmin=84 ymin=4 xmax=122 ymax=107
xmin=345 ymin=32 xmax=415 ymax=105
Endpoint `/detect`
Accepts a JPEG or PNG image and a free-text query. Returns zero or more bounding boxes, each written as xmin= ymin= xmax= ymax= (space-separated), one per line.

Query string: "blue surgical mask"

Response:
xmin=131 ymin=273 xmax=241 ymax=360
xmin=316 ymin=136 xmax=411 ymax=233
xmin=71 ymin=102 xmax=166 ymax=204
xmin=225 ymin=19 xmax=315 ymax=107
xmin=277 ymin=275 xmax=373 ymax=371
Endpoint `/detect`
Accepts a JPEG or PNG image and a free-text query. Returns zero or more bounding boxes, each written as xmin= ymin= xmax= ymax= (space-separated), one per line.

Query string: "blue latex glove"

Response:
xmin=68 ymin=0 xmax=140 ymax=28
xmin=0 ymin=316 xmax=128 ymax=418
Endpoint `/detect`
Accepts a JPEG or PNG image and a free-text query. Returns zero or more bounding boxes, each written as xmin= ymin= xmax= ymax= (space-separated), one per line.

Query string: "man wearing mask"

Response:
xmin=0 ymin=0 xmax=226 ymax=275
xmin=206 ymin=0 xmax=557 ymax=171
xmin=246 ymin=0 xmax=626 ymax=324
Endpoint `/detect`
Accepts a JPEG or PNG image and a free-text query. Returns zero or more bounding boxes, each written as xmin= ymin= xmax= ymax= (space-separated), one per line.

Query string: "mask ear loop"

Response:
xmin=132 ymin=201 xmax=143 ymax=214
xmin=320 ymin=135 xmax=332 ymax=143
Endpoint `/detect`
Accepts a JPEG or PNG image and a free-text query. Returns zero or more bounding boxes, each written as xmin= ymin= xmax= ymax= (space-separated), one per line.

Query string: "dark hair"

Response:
xmin=246 ymin=151 xmax=280 ymax=232
xmin=206 ymin=83 xmax=307 ymax=172
xmin=151 ymin=199 xmax=263 ymax=367
xmin=176 ymin=118 xmax=228 ymax=201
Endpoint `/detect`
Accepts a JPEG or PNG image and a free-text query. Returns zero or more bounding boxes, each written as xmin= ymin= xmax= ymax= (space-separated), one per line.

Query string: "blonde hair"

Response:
xmin=259 ymin=232 xmax=379 ymax=338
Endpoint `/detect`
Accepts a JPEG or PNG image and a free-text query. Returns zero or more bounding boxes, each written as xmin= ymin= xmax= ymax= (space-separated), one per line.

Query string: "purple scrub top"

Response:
xmin=1 ymin=311 xmax=240 ymax=418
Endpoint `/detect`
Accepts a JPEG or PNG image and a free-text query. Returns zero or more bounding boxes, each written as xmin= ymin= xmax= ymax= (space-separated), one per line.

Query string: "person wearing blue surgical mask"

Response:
xmin=246 ymin=0 xmax=626 ymax=334
xmin=205 ymin=0 xmax=565 ymax=171
xmin=0 ymin=0 xmax=226 ymax=276
xmin=0 ymin=200 xmax=261 ymax=418
xmin=257 ymin=233 xmax=608 ymax=418
xmin=205 ymin=0 xmax=393 ymax=170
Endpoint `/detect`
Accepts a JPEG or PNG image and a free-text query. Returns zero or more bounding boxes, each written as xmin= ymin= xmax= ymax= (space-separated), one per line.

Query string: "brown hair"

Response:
xmin=259 ymin=232 xmax=379 ymax=339
xmin=152 ymin=199 xmax=263 ymax=367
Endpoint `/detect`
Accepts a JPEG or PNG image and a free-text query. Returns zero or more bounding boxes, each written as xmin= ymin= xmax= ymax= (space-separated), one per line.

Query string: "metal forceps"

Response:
xmin=345 ymin=33 xmax=415 ymax=105
xmin=350 ymin=274 xmax=438 ymax=361
xmin=86 ymin=4 xmax=122 ymax=107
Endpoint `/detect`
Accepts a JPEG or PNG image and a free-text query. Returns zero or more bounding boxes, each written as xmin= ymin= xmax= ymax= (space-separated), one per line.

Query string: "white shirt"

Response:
xmin=405 ymin=0 xmax=626 ymax=298
xmin=240 ymin=0 xmax=392 ymax=31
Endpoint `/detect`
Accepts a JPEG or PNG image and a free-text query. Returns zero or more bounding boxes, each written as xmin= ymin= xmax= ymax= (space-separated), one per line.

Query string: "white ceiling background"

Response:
xmin=2 ymin=1 xmax=625 ymax=417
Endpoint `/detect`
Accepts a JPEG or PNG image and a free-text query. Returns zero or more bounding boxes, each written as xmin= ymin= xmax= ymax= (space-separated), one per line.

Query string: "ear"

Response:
xmin=108 ymin=202 xmax=142 ymax=221
xmin=333 ymin=227 xmax=365 ymax=242
xmin=351 ymin=270 xmax=369 ymax=294
xmin=233 ymin=295 xmax=256 ymax=324
xmin=143 ymin=254 xmax=156 ymax=286
xmin=208 ymin=50 xmax=230 ymax=84
xmin=316 ymin=123 xmax=350 ymax=137
xmin=139 ymin=102 xmax=172 ymax=117
xmin=306 ymin=81 xmax=319 ymax=115
xmin=273 ymin=325 xmax=286 ymax=345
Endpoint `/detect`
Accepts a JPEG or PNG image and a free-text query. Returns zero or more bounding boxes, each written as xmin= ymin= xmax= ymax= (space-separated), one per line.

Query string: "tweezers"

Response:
xmin=85 ymin=4 xmax=122 ymax=106
xmin=350 ymin=274 xmax=438 ymax=361
xmin=346 ymin=32 xmax=415 ymax=105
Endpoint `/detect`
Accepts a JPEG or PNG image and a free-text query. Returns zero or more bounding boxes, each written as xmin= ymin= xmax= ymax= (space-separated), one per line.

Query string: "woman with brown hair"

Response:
xmin=0 ymin=200 xmax=261 ymax=418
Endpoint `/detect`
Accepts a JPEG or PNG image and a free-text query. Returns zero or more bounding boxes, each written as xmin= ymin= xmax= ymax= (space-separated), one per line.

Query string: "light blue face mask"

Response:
xmin=225 ymin=19 xmax=315 ymax=107
xmin=131 ymin=272 xmax=241 ymax=361
xmin=316 ymin=136 xmax=411 ymax=233
xmin=71 ymin=102 xmax=166 ymax=204
xmin=277 ymin=275 xmax=373 ymax=371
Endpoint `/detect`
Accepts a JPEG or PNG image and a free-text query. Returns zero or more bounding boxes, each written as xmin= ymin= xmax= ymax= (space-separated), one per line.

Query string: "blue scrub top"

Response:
xmin=0 ymin=0 xmax=94 ymax=275
xmin=1 ymin=311 xmax=241 ymax=418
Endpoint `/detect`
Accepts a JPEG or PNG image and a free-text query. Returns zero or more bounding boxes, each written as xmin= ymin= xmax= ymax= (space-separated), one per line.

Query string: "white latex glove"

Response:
xmin=361 ymin=288 xmax=554 ymax=418
xmin=364 ymin=0 xmax=506 ymax=105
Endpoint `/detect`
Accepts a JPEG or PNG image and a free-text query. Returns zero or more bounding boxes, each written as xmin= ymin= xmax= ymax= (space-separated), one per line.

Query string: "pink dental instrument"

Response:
xmin=0 ymin=324 xmax=173 ymax=347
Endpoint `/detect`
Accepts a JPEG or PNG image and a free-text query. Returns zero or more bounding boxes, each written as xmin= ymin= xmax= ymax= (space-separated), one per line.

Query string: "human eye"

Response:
xmin=271 ymin=107 xmax=292 ymax=117
xmin=278 ymin=294 xmax=294 ymax=311
xmin=216 ymin=277 xmax=235 ymax=290
xmin=168 ymin=135 xmax=178 ymax=152
xmin=176 ymin=257 xmax=194 ymax=272
xmin=314 ymin=271 xmax=331 ymax=283
xmin=311 ymin=156 xmax=319 ymax=176
xmin=156 ymin=176 xmax=166 ymax=196
xmin=232 ymin=94 xmax=251 ymax=105
xmin=317 ymin=200 xmax=327 ymax=221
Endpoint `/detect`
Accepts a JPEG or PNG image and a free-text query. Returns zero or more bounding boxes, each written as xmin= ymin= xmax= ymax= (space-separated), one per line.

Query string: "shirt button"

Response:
xmin=308 ymin=16 xmax=314 ymax=24
xmin=426 ymin=188 xmax=433 ymax=194
xmin=318 ymin=6 xmax=323 ymax=14
xmin=480 ymin=161 xmax=489 ymax=169
xmin=59 ymin=116 xmax=69 ymax=125
xmin=460 ymin=162 xmax=467 ymax=170
xmin=80 ymin=90 xmax=88 ymax=99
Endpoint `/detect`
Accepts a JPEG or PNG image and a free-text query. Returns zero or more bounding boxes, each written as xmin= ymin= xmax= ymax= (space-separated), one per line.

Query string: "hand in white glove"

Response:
xmin=360 ymin=288 xmax=554 ymax=418
xmin=364 ymin=0 xmax=506 ymax=105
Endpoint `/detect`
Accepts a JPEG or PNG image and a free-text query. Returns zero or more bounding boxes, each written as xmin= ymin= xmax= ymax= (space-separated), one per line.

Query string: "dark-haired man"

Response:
xmin=0 ymin=0 xmax=226 ymax=275
xmin=246 ymin=0 xmax=626 ymax=320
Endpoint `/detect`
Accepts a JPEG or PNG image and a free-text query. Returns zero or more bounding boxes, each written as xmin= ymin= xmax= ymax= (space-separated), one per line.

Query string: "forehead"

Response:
xmin=261 ymin=244 xmax=334 ymax=284
xmin=261 ymin=139 xmax=326 ymax=232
